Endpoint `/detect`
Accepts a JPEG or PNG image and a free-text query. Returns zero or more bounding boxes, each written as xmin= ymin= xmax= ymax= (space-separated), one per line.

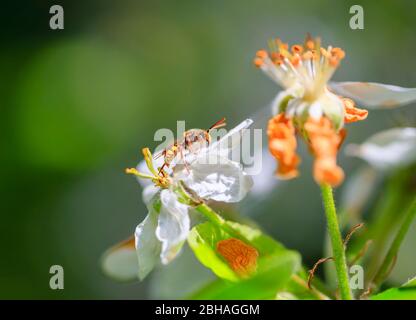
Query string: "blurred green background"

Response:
xmin=1 ymin=0 xmax=415 ymax=299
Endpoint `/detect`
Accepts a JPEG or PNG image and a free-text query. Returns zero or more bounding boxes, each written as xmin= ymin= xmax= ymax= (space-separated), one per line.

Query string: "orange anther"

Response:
xmin=254 ymin=58 xmax=264 ymax=68
xmin=291 ymin=44 xmax=304 ymax=54
xmin=270 ymin=52 xmax=280 ymax=60
xmin=304 ymin=117 xmax=345 ymax=187
xmin=306 ymin=39 xmax=315 ymax=50
xmin=256 ymin=50 xmax=268 ymax=59
xmin=328 ymin=57 xmax=339 ymax=67
xmin=331 ymin=47 xmax=345 ymax=60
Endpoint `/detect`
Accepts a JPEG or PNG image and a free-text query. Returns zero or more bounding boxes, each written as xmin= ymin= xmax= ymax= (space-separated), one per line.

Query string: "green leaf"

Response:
xmin=223 ymin=220 xmax=286 ymax=255
xmin=188 ymin=221 xmax=239 ymax=281
xmin=371 ymin=276 xmax=416 ymax=300
xmin=189 ymin=249 xmax=300 ymax=299
xmin=187 ymin=220 xmax=301 ymax=299
xmin=403 ymin=276 xmax=416 ymax=287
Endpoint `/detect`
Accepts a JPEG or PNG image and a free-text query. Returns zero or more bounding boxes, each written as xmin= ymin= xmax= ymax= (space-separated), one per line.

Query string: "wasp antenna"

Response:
xmin=208 ymin=117 xmax=227 ymax=131
xmin=153 ymin=149 xmax=166 ymax=160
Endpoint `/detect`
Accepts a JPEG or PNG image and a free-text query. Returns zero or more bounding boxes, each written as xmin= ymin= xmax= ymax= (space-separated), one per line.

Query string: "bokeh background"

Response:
xmin=1 ymin=0 xmax=416 ymax=299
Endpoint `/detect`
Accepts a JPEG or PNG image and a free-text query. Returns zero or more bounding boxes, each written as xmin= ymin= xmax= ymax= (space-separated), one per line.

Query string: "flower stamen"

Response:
xmin=304 ymin=117 xmax=345 ymax=187
xmin=267 ymin=114 xmax=300 ymax=179
xmin=126 ymin=148 xmax=171 ymax=188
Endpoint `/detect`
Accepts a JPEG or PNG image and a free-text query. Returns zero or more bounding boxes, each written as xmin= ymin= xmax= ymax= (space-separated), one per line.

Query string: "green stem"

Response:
xmin=372 ymin=197 xmax=416 ymax=289
xmin=195 ymin=202 xmax=224 ymax=225
xmin=195 ymin=203 xmax=246 ymax=241
xmin=320 ymin=184 xmax=353 ymax=300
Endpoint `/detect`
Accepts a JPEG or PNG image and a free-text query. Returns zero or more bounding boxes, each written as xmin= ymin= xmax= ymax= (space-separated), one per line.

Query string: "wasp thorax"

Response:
xmin=184 ymin=129 xmax=210 ymax=154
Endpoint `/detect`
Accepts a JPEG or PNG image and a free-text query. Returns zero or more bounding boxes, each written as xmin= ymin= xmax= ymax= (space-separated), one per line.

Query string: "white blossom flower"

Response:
xmin=254 ymin=38 xmax=360 ymax=130
xmin=102 ymin=119 xmax=254 ymax=280
xmin=254 ymin=35 xmax=416 ymax=187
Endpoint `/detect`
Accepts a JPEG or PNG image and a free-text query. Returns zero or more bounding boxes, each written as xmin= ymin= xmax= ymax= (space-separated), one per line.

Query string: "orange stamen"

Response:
xmin=270 ymin=52 xmax=284 ymax=65
xmin=291 ymin=44 xmax=304 ymax=54
xmin=256 ymin=50 xmax=268 ymax=59
xmin=304 ymin=117 xmax=345 ymax=187
xmin=270 ymin=52 xmax=280 ymax=60
xmin=331 ymin=47 xmax=345 ymax=60
xmin=267 ymin=113 xmax=300 ymax=179
xmin=254 ymin=58 xmax=264 ymax=68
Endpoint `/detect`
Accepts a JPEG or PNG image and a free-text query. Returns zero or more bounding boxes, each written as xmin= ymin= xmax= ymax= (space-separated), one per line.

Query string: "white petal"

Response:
xmin=156 ymin=189 xmax=190 ymax=264
xmin=142 ymin=184 xmax=159 ymax=205
xmin=330 ymin=81 xmax=416 ymax=109
xmin=320 ymin=91 xmax=344 ymax=129
xmin=270 ymin=90 xmax=295 ymax=115
xmin=295 ymin=101 xmax=308 ymax=117
xmin=308 ymin=101 xmax=323 ymax=120
xmin=134 ymin=205 xmax=161 ymax=280
xmin=270 ymin=85 xmax=304 ymax=115
xmin=345 ymin=127 xmax=416 ymax=170
xmin=177 ymin=153 xmax=253 ymax=203
xmin=101 ymin=237 xmax=138 ymax=281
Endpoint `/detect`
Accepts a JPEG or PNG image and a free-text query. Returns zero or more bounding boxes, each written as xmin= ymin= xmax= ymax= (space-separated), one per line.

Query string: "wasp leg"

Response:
xmin=154 ymin=149 xmax=166 ymax=160
xmin=182 ymin=138 xmax=192 ymax=174
xmin=158 ymin=162 xmax=169 ymax=175
xmin=180 ymin=146 xmax=190 ymax=174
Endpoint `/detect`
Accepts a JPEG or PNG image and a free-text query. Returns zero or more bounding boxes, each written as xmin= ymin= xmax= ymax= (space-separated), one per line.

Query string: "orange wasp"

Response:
xmin=154 ymin=118 xmax=227 ymax=174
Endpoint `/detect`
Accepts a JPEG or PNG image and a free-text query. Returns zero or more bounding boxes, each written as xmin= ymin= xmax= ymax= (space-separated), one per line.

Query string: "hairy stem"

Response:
xmin=372 ymin=197 xmax=416 ymax=289
xmin=320 ymin=184 xmax=353 ymax=300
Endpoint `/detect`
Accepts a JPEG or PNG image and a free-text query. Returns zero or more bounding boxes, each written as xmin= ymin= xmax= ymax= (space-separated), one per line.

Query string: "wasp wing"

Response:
xmin=208 ymin=118 xmax=254 ymax=153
